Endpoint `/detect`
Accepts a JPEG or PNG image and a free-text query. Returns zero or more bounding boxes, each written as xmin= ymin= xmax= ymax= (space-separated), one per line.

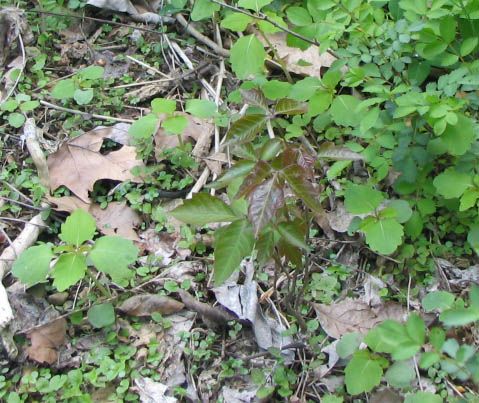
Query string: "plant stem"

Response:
xmin=86 ymin=269 xmax=111 ymax=298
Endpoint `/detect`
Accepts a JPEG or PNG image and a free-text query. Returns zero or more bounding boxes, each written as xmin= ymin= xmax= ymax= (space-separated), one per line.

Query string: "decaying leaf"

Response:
xmin=118 ymin=294 xmax=184 ymax=317
xmin=134 ymin=377 xmax=177 ymax=403
xmin=87 ymin=0 xmax=173 ymax=24
xmin=313 ymin=298 xmax=407 ymax=339
xmin=0 ymin=7 xmax=33 ymax=66
xmin=257 ymin=31 xmax=337 ymax=77
xmin=47 ymin=196 xmax=141 ymax=241
xmin=326 ymin=201 xmax=357 ymax=233
xmin=26 ymin=318 xmax=67 ymax=364
xmin=317 ymin=142 xmax=364 ymax=161
xmin=47 ymin=130 xmax=144 ymax=202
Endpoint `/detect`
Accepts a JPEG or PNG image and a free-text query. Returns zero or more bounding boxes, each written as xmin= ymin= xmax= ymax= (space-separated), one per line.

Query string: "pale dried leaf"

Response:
xmin=26 ymin=318 xmax=67 ymax=364
xmin=257 ymin=31 xmax=336 ymax=77
xmin=47 ymin=130 xmax=144 ymax=202
xmin=135 ymin=377 xmax=177 ymax=403
xmin=326 ymin=201 xmax=356 ymax=233
xmin=370 ymin=389 xmax=403 ymax=403
xmin=313 ymin=298 xmax=407 ymax=339
xmin=118 ymin=294 xmax=184 ymax=316
xmin=362 ymin=274 xmax=386 ymax=307
xmin=90 ymin=202 xmax=141 ymax=241
xmin=221 ymin=386 xmax=258 ymax=403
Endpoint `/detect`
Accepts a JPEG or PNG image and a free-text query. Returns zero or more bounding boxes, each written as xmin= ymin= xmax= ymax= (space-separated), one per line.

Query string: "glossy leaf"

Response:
xmin=225 ymin=114 xmax=268 ymax=144
xmin=274 ymin=98 xmax=308 ymax=115
xmin=237 ymin=160 xmax=272 ymax=198
xmin=281 ymin=165 xmax=323 ymax=214
xmin=209 ymin=160 xmax=256 ymax=189
xmin=277 ymin=220 xmax=309 ymax=250
xmin=240 ymin=89 xmax=268 ymax=110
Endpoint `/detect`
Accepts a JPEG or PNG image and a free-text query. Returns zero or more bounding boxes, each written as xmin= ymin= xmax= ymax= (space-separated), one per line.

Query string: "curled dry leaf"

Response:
xmin=134 ymin=377 xmax=177 ymax=403
xmin=0 ymin=7 xmax=33 ymax=66
xmin=87 ymin=0 xmax=172 ymax=24
xmin=47 ymin=130 xmax=144 ymax=203
xmin=26 ymin=318 xmax=67 ymax=364
xmin=257 ymin=31 xmax=336 ymax=77
xmin=118 ymin=294 xmax=184 ymax=317
xmin=313 ymin=298 xmax=407 ymax=339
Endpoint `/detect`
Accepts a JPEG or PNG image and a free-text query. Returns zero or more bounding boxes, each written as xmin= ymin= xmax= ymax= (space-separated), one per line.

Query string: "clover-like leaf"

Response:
xmin=59 ymin=209 xmax=96 ymax=247
xmin=12 ymin=244 xmax=53 ymax=286
xmin=344 ymin=351 xmax=382 ymax=395
xmin=360 ymin=217 xmax=403 ymax=255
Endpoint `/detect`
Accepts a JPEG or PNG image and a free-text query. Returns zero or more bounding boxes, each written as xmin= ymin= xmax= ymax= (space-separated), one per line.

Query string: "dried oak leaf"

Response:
xmin=26 ymin=318 xmax=67 ymax=364
xmin=313 ymin=298 xmax=407 ymax=339
xmin=118 ymin=294 xmax=184 ymax=317
xmin=47 ymin=130 xmax=144 ymax=203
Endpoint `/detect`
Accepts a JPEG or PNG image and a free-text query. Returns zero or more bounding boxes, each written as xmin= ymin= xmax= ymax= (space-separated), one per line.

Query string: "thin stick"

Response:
xmin=126 ymin=55 xmax=170 ymax=79
xmin=39 ymin=100 xmax=134 ymax=123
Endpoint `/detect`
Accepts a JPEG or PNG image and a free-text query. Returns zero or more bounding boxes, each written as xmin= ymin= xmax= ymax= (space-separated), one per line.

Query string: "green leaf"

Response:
xmin=151 ymin=98 xmax=176 ymax=114
xmin=12 ymin=244 xmax=53 ymax=286
xmin=214 ymin=219 xmax=254 ymax=285
xmin=404 ymin=392 xmax=442 ymax=403
xmin=274 ymin=98 xmax=308 ymax=115
xmin=433 ymin=169 xmax=472 ymax=199
xmin=308 ymin=91 xmax=333 ymax=115
xmin=1 ymin=99 xmax=18 ymax=112
xmin=248 ymin=178 xmax=284 ymax=237
xmin=387 ymin=200 xmax=412 ymax=223
xmin=330 ymin=95 xmax=362 ymax=127
xmin=286 ymin=6 xmax=312 ymax=26
xmin=87 ymin=303 xmax=115 ymax=328
xmin=230 ymin=35 xmax=266 ymax=79
xmin=460 ymin=188 xmax=479 ymax=211
xmin=470 ymin=285 xmax=479 ymax=310
xmin=89 ymin=236 xmax=138 ymax=284
xmin=440 ymin=115 xmax=474 ymax=156
xmin=78 ymin=65 xmax=104 ymax=80
xmin=460 ymin=37 xmax=478 ymax=56
xmin=171 ymin=193 xmax=239 ymax=225
xmin=422 ymin=291 xmax=455 ymax=312
xmin=240 ymin=89 xmax=268 ymax=110
xmin=360 ymin=217 xmax=403 ymax=255
xmin=439 ymin=307 xmax=479 ymax=327
xmin=52 ymin=253 xmax=87 ymax=291
xmin=419 ymin=352 xmax=440 ymax=369
xmin=344 ymin=351 xmax=382 ymax=395
xmin=277 ymin=220 xmax=309 ymax=250
xmin=210 ymin=160 xmax=256 ymax=189
xmin=336 ymin=332 xmax=362 ymax=359
xmin=73 ymin=88 xmax=94 ymax=105
xmin=385 ymin=360 xmax=415 ymax=388
xmin=162 ymin=115 xmax=188 ymax=134
xmin=8 ymin=113 xmax=25 ymax=128
xmin=225 ymin=114 xmax=267 ymax=144
xmin=365 ymin=320 xmax=407 ymax=353
xmin=237 ymin=0 xmax=273 ymax=12
xmin=51 ymin=79 xmax=76 ymax=100
xmin=220 ymin=12 xmax=253 ymax=31
xmin=59 ymin=209 xmax=96 ymax=247
xmin=191 ymin=0 xmax=220 ymax=21
xmin=344 ymin=184 xmax=384 ymax=214
xmin=185 ymin=99 xmax=217 ymax=118
xmin=406 ymin=313 xmax=425 ymax=345
xmin=261 ymin=80 xmax=292 ymax=100
xmin=19 ymin=100 xmax=40 ymax=112
xmin=281 ymin=165 xmax=323 ymax=214
xmin=128 ymin=114 xmax=158 ymax=140
xmin=317 ymin=142 xmax=363 ymax=161
xmin=468 ymin=224 xmax=479 ymax=255
xmin=322 ymin=396 xmax=343 ymax=403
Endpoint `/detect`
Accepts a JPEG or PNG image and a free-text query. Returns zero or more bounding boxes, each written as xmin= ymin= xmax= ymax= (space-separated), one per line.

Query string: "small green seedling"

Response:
xmin=12 ymin=208 xmax=139 ymax=292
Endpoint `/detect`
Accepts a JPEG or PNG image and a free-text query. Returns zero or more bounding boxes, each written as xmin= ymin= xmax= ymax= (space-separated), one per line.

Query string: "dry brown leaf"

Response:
xmin=118 ymin=294 xmax=184 ymax=317
xmin=47 ymin=130 xmax=144 ymax=202
xmin=257 ymin=31 xmax=337 ymax=77
xmin=47 ymin=196 xmax=141 ymax=241
xmin=26 ymin=318 xmax=67 ymax=364
xmin=154 ymin=113 xmax=214 ymax=160
xmin=313 ymin=298 xmax=407 ymax=339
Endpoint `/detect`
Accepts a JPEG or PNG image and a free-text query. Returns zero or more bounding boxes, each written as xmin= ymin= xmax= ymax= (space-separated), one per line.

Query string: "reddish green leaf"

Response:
xmin=209 ymin=160 xmax=256 ymax=189
xmin=274 ymin=98 xmax=308 ymax=115
xmin=226 ymin=114 xmax=268 ymax=144
xmin=240 ymin=88 xmax=268 ymax=110
xmin=214 ymin=219 xmax=254 ymax=285
xmin=248 ymin=177 xmax=284 ymax=237
xmin=281 ymin=165 xmax=323 ymax=214
xmin=237 ymin=160 xmax=272 ymax=198
xmin=256 ymin=229 xmax=275 ymax=266
xmin=277 ymin=220 xmax=309 ymax=250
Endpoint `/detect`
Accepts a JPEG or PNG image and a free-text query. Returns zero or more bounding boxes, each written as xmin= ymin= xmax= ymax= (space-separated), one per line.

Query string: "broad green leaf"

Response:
xmin=360 ymin=217 xmax=403 ymax=255
xmin=8 ymin=113 xmax=25 ymax=128
xmin=237 ymin=160 xmax=272 ymax=198
xmin=214 ymin=219 xmax=254 ymax=285
xmin=440 ymin=115 xmax=474 ymax=156
xmin=365 ymin=320 xmax=408 ymax=354
xmin=286 ymin=6 xmax=312 ymax=26
xmin=185 ymin=99 xmax=217 ymax=118
xmin=220 ymin=12 xmax=253 ymax=31
xmin=460 ymin=37 xmax=478 ymax=56
xmin=336 ymin=332 xmax=362 ymax=359
xmin=59 ymin=209 xmax=96 ymax=247
xmin=78 ymin=65 xmax=104 ymax=80
xmin=344 ymin=184 xmax=384 ymax=214
xmin=406 ymin=313 xmax=425 ymax=345
xmin=162 ymin=115 xmax=188 ymax=134
xmin=259 ymin=138 xmax=284 ymax=160
xmin=209 ymin=160 xmax=256 ymax=189
xmin=274 ymin=98 xmax=308 ymax=115
xmin=385 ymin=361 xmax=415 ymax=388
xmin=128 ymin=114 xmax=158 ymax=140
xmin=344 ymin=351 xmax=382 ymax=395
xmin=422 ymin=291 xmax=455 ymax=312
xmin=439 ymin=307 xmax=479 ymax=327
xmin=191 ymin=0 xmax=220 ymax=21
xmin=289 ymin=77 xmax=321 ymax=101
xmin=468 ymin=224 xmax=479 ymax=255
xmin=51 ymin=79 xmax=76 ymax=100
xmin=12 ymin=244 xmax=53 ymax=286
xmin=1 ymin=99 xmax=18 ymax=112
xmin=419 ymin=352 xmax=441 ymax=369
xmin=308 ymin=91 xmax=333 ymax=115
xmin=404 ymin=392 xmax=442 ymax=403
xmin=87 ymin=303 xmax=115 ymax=328
xmin=225 ymin=114 xmax=267 ymax=144
xmin=460 ymin=188 xmax=479 ymax=211
xmin=281 ymin=165 xmax=323 ymax=214
xmin=52 ymin=253 xmax=87 ymax=291
xmin=230 ymin=35 xmax=266 ymax=79
xmin=89 ymin=236 xmax=138 ymax=283
xmin=238 ymin=0 xmax=273 ymax=12
xmin=248 ymin=177 xmax=284 ymax=237
xmin=387 ymin=200 xmax=412 ymax=223
xmin=171 ymin=193 xmax=239 ymax=225
xmin=277 ymin=220 xmax=309 ymax=250
xmin=329 ymin=95 xmax=362 ymax=127
xmin=151 ymin=98 xmax=176 ymax=114
xmin=19 ymin=100 xmax=40 ymax=112
xmin=256 ymin=229 xmax=275 ymax=266
xmin=73 ymin=89 xmax=93 ymax=105
xmin=261 ymin=80 xmax=292 ymax=100
xmin=433 ymin=169 xmax=472 ymax=199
